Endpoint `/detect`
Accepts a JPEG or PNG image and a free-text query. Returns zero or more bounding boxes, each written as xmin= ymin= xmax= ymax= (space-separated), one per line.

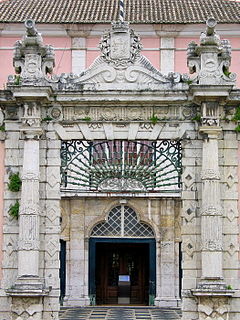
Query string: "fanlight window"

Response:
xmin=61 ymin=140 xmax=182 ymax=193
xmin=91 ymin=206 xmax=154 ymax=238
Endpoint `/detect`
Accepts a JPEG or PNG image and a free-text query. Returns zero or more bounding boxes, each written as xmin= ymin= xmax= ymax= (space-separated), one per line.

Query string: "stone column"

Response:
xmin=192 ymin=102 xmax=234 ymax=320
xmin=155 ymin=199 xmax=179 ymax=307
xmin=15 ymin=103 xmax=43 ymax=289
xmin=186 ymin=18 xmax=236 ymax=320
xmin=199 ymin=125 xmax=223 ymax=280
xmin=6 ymin=102 xmax=47 ymax=320
xmin=66 ymin=199 xmax=90 ymax=307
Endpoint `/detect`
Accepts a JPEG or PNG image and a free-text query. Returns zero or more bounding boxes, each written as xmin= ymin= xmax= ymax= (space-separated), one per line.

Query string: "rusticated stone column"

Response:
xmin=17 ymin=102 xmax=43 ymax=286
xmin=7 ymin=103 xmax=47 ymax=320
xmin=192 ymin=102 xmax=234 ymax=320
xmin=185 ymin=18 xmax=236 ymax=320
xmin=199 ymin=125 xmax=223 ymax=280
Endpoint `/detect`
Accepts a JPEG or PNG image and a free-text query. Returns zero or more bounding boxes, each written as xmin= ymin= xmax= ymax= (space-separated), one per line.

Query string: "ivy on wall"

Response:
xmin=8 ymin=172 xmax=21 ymax=219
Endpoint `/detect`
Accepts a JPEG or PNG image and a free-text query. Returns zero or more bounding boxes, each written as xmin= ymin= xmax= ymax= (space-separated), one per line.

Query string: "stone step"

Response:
xmin=59 ymin=307 xmax=181 ymax=320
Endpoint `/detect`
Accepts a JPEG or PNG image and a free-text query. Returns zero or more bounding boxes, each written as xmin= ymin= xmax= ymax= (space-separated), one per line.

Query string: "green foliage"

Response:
xmin=223 ymin=66 xmax=231 ymax=78
xmin=231 ymin=106 xmax=240 ymax=132
xmin=42 ymin=116 xmax=53 ymax=122
xmin=149 ymin=115 xmax=159 ymax=124
xmin=232 ymin=106 xmax=240 ymax=122
xmin=186 ymin=79 xmax=193 ymax=85
xmin=235 ymin=124 xmax=240 ymax=132
xmin=0 ymin=124 xmax=5 ymax=132
xmin=192 ymin=114 xmax=201 ymax=122
xmin=8 ymin=172 xmax=22 ymax=192
xmin=226 ymin=284 xmax=233 ymax=290
xmin=81 ymin=117 xmax=92 ymax=121
xmin=14 ymin=75 xmax=21 ymax=85
xmin=8 ymin=201 xmax=20 ymax=219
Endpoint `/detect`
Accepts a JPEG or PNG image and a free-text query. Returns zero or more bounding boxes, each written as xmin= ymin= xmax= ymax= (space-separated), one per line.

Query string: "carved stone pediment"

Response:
xmin=55 ymin=21 xmax=187 ymax=91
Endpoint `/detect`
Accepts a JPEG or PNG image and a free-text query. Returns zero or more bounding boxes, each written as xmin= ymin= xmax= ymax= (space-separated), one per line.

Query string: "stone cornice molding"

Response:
xmin=65 ymin=24 xmax=94 ymax=38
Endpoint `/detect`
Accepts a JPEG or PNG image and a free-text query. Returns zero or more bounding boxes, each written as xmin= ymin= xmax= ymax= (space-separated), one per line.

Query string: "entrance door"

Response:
xmin=96 ymin=243 xmax=149 ymax=305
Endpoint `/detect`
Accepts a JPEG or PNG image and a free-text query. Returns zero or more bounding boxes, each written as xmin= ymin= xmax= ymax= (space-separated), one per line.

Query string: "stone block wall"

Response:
xmin=0 ymin=119 xmax=22 ymax=320
xmin=181 ymin=123 xmax=201 ymax=320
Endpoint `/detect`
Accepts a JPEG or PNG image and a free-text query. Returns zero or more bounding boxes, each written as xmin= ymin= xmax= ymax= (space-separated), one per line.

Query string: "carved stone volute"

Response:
xmin=187 ymin=18 xmax=236 ymax=85
xmin=9 ymin=19 xmax=55 ymax=85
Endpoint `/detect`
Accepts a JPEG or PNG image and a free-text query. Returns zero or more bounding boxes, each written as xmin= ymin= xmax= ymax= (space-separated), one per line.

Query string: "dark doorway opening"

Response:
xmin=89 ymin=238 xmax=156 ymax=306
xmin=96 ymin=242 xmax=149 ymax=305
xmin=60 ymin=239 xmax=66 ymax=303
xmin=179 ymin=242 xmax=182 ymax=298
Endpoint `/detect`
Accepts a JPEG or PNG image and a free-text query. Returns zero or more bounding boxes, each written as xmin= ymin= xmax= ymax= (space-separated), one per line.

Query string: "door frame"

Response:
xmin=89 ymin=238 xmax=156 ymax=305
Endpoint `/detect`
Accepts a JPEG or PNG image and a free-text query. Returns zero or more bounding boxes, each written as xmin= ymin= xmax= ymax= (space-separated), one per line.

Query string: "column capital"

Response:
xmin=20 ymin=102 xmax=43 ymax=139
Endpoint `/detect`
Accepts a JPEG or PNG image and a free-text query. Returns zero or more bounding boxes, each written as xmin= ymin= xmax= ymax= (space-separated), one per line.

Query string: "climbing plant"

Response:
xmin=8 ymin=172 xmax=22 ymax=192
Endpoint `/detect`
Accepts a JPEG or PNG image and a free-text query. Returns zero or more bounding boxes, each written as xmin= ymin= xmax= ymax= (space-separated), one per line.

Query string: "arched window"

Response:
xmin=91 ymin=205 xmax=154 ymax=238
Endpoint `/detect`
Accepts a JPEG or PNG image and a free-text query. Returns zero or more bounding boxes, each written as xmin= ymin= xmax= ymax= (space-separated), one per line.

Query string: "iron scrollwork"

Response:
xmin=60 ymin=140 xmax=182 ymax=192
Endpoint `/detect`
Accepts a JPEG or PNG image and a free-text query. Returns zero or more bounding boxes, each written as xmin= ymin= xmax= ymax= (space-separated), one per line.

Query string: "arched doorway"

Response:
xmin=89 ymin=205 xmax=156 ymax=305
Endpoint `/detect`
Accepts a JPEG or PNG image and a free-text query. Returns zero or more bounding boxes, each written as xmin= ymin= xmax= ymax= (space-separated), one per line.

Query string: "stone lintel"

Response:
xmin=55 ymin=90 xmax=188 ymax=104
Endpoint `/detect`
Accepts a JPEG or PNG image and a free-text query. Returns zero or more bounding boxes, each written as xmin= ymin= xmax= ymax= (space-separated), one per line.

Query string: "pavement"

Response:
xmin=59 ymin=306 xmax=181 ymax=320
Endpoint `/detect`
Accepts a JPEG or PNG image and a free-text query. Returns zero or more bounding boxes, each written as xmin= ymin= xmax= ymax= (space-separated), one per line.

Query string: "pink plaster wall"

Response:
xmin=175 ymin=37 xmax=199 ymax=74
xmin=0 ymin=37 xmax=19 ymax=89
xmin=0 ymin=142 xmax=4 ymax=281
xmin=43 ymin=37 xmax=72 ymax=75
xmin=86 ymin=37 xmax=99 ymax=67
xmin=141 ymin=37 xmax=160 ymax=69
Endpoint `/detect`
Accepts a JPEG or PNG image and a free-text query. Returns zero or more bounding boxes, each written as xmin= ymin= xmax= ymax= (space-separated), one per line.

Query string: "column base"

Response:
xmin=154 ymin=297 xmax=181 ymax=308
xmin=6 ymin=276 xmax=49 ymax=297
xmin=63 ymin=295 xmax=90 ymax=307
xmin=192 ymin=281 xmax=234 ymax=320
xmin=192 ymin=279 xmax=234 ymax=296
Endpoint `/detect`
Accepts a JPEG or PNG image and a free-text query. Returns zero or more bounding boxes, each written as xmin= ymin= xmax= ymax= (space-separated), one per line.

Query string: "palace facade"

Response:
xmin=0 ymin=1 xmax=240 ymax=319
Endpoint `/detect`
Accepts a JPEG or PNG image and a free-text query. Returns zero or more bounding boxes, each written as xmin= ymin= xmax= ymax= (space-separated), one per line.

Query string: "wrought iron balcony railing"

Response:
xmin=60 ymin=140 xmax=182 ymax=193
